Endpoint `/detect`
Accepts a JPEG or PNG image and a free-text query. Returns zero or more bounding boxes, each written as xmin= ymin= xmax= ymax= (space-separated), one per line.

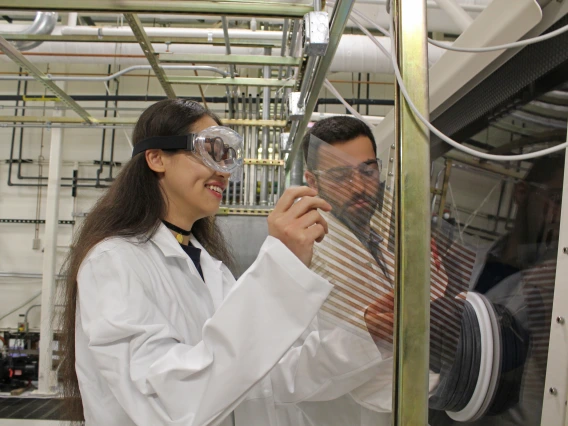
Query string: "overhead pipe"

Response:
xmin=433 ymin=0 xmax=474 ymax=32
xmin=0 ymin=32 xmax=448 ymax=73
xmin=0 ymin=64 xmax=229 ymax=81
xmin=12 ymin=12 xmax=58 ymax=52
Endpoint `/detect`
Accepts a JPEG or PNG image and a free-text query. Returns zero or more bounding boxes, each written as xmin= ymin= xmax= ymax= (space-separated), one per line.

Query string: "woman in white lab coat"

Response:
xmin=58 ymin=99 xmax=337 ymax=425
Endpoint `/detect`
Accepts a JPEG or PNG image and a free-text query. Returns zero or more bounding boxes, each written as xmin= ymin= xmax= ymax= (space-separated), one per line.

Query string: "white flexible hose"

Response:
xmin=323 ymin=79 xmax=376 ymax=129
xmin=348 ymin=12 xmax=568 ymax=162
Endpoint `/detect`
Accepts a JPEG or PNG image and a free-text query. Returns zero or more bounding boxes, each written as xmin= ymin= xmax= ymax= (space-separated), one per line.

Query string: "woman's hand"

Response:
xmin=268 ymin=186 xmax=332 ymax=267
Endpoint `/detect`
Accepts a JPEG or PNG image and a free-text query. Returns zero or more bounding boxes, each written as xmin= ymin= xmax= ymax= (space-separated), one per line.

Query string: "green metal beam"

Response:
xmin=392 ymin=0 xmax=431 ymax=424
xmin=167 ymin=76 xmax=296 ymax=88
xmin=0 ymin=35 xmax=94 ymax=124
xmin=159 ymin=53 xmax=301 ymax=67
xmin=0 ymin=1 xmax=313 ymax=17
xmin=124 ymin=13 xmax=176 ymax=99
xmin=0 ymin=34 xmax=281 ymax=48
xmin=285 ymin=0 xmax=356 ymax=172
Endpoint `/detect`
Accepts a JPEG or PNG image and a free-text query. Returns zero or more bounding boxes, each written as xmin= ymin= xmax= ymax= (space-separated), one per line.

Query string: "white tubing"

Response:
xmin=61 ymin=25 xmax=283 ymax=40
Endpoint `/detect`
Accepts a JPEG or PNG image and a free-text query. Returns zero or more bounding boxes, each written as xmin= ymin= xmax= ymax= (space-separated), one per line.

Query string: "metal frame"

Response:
xmin=159 ymin=53 xmax=301 ymax=67
xmin=0 ymin=115 xmax=287 ymax=127
xmin=0 ymin=35 xmax=95 ymax=123
xmin=0 ymin=1 xmax=314 ymax=17
xmin=391 ymin=0 xmax=431 ymax=425
xmin=285 ymin=0 xmax=356 ymax=173
xmin=540 ymin=132 xmax=568 ymax=426
xmin=124 ymin=13 xmax=176 ymax=99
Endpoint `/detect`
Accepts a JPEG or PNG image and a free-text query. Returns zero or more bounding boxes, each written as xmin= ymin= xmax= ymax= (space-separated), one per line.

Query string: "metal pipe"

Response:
xmin=296 ymin=55 xmax=317 ymax=109
xmin=289 ymin=151 xmax=304 ymax=186
xmin=436 ymin=160 xmax=453 ymax=221
xmin=12 ymin=12 xmax=58 ymax=52
xmin=250 ymin=95 xmax=260 ymax=205
xmin=277 ymin=18 xmax=290 ymax=80
xmin=37 ymin=82 xmax=65 ymax=395
xmin=0 ymin=64 xmax=229 ymax=81
xmin=260 ymin=47 xmax=272 ymax=205
xmin=67 ymin=12 xmax=77 ymax=27
xmin=221 ymin=16 xmax=237 ymax=119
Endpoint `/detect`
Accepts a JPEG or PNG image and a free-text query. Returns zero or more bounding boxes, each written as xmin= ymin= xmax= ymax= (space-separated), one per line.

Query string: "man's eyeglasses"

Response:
xmin=313 ymin=159 xmax=382 ymax=182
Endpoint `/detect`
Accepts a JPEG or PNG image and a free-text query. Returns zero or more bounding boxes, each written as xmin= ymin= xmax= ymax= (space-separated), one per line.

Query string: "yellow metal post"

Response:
xmin=392 ymin=0 xmax=431 ymax=424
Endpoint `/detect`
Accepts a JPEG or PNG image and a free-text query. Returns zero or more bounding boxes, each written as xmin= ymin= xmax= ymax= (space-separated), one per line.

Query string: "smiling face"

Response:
xmin=145 ymin=115 xmax=230 ymax=229
xmin=305 ymin=134 xmax=381 ymax=228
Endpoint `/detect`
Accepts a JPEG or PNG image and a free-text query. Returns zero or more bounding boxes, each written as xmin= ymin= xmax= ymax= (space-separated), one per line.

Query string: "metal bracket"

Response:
xmin=287 ymin=92 xmax=306 ymax=120
xmin=303 ymin=11 xmax=329 ymax=56
xmin=124 ymin=13 xmax=176 ymax=99
xmin=280 ymin=132 xmax=292 ymax=153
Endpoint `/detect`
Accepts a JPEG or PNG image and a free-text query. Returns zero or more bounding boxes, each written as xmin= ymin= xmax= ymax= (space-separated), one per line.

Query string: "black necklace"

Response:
xmin=162 ymin=219 xmax=191 ymax=243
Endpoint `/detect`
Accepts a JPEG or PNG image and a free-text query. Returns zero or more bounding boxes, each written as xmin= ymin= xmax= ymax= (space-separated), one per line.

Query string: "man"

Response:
xmin=299 ymin=116 xmax=452 ymax=423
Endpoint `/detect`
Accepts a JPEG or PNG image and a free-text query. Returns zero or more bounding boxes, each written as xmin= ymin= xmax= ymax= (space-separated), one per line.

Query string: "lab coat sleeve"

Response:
xmin=268 ymin=316 xmax=385 ymax=404
xmin=77 ymin=236 xmax=332 ymax=426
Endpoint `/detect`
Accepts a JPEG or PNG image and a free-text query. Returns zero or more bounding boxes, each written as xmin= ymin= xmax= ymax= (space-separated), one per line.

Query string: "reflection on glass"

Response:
xmin=429 ymin=153 xmax=564 ymax=426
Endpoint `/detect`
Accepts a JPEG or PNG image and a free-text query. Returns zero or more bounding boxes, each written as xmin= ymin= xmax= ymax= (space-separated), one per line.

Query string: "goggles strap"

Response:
xmin=132 ymin=135 xmax=195 ymax=158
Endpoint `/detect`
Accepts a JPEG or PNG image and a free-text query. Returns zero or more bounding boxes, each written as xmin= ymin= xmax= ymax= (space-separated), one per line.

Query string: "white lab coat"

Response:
xmin=76 ymin=223 xmax=393 ymax=426
xmin=76 ymin=223 xmax=333 ymax=425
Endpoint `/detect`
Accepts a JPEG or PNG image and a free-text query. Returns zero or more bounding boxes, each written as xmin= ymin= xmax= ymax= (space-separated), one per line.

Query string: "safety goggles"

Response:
xmin=313 ymin=159 xmax=382 ymax=182
xmin=132 ymin=126 xmax=244 ymax=182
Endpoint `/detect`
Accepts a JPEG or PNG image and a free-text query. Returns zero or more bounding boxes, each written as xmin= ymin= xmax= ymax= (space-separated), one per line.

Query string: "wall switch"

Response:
xmin=32 ymin=238 xmax=41 ymax=250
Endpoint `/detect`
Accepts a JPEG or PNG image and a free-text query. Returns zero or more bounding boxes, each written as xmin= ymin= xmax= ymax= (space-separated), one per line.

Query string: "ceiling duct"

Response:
xmin=9 ymin=11 xmax=58 ymax=51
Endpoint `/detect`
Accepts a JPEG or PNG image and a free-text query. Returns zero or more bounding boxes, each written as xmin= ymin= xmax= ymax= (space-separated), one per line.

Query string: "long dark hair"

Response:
xmin=59 ymin=99 xmax=234 ymax=422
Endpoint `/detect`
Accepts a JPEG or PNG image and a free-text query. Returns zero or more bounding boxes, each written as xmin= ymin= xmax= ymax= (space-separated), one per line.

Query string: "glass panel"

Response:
xmin=296 ymin=135 xmax=480 ymax=425
xmin=428 ymin=153 xmax=565 ymax=426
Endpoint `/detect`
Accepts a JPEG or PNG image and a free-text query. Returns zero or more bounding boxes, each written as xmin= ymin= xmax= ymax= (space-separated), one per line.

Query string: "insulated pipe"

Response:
xmin=67 ymin=12 xmax=78 ymax=27
xmin=433 ymin=0 xmax=474 ymax=32
xmin=12 ymin=12 xmax=58 ymax=52
xmin=37 ymin=90 xmax=64 ymax=395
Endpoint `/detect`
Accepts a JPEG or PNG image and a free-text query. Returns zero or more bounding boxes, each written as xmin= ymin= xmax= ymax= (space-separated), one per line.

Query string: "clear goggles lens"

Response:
xmin=195 ymin=126 xmax=244 ymax=182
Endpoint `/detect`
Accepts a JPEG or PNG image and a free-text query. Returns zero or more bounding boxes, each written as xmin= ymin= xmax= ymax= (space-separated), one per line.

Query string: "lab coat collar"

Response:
xmin=149 ymin=223 xmax=188 ymax=259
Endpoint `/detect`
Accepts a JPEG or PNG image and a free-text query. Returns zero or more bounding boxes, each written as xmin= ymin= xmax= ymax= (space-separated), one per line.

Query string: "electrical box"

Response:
xmin=303 ymin=11 xmax=329 ymax=56
xmin=287 ymin=92 xmax=305 ymax=120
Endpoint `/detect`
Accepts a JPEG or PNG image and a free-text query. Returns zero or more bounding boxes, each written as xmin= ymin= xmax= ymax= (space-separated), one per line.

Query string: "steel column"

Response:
xmin=285 ymin=0 xmax=356 ymax=173
xmin=36 ymin=99 xmax=65 ymax=395
xmin=392 ymin=0 xmax=431 ymax=424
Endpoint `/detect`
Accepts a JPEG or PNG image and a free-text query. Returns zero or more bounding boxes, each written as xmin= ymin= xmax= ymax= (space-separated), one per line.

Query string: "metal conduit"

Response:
xmin=0 ymin=64 xmax=229 ymax=81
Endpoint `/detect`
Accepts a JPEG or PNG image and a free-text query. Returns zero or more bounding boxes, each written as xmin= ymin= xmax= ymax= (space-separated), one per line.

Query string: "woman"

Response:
xmin=59 ymin=99 xmax=334 ymax=425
